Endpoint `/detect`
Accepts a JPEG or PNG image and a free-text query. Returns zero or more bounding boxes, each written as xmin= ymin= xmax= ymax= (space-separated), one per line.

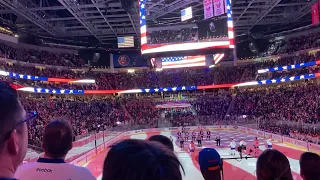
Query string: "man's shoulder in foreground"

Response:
xmin=15 ymin=159 xmax=96 ymax=180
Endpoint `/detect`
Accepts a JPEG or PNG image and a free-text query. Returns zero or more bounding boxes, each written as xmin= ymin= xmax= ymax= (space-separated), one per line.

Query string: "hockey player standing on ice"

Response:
xmin=197 ymin=134 xmax=202 ymax=147
xmin=200 ymin=129 xmax=204 ymax=140
xmin=206 ymin=130 xmax=211 ymax=140
xmin=253 ymin=137 xmax=259 ymax=155
xmin=230 ymin=139 xmax=236 ymax=155
xmin=192 ymin=130 xmax=196 ymax=141
xmin=177 ymin=131 xmax=182 ymax=140
xmin=189 ymin=141 xmax=195 ymax=156
xmin=267 ymin=137 xmax=273 ymax=149
xmin=239 ymin=139 xmax=247 ymax=153
xmin=215 ymin=134 xmax=221 ymax=146
xmin=185 ymin=131 xmax=189 ymax=142
xmin=180 ymin=133 xmax=185 ymax=148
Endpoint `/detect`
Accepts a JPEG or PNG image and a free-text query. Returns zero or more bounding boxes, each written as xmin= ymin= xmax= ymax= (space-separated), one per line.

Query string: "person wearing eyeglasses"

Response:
xmin=0 ymin=82 xmax=32 ymax=180
xmin=15 ymin=120 xmax=95 ymax=180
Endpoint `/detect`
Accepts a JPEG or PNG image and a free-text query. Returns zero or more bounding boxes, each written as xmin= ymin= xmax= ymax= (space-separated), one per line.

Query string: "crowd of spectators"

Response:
xmin=148 ymin=28 xmax=197 ymax=44
xmin=231 ymin=81 xmax=320 ymax=124
xmin=123 ymin=99 xmax=159 ymax=127
xmin=2 ymin=81 xmax=320 ymax=180
xmin=1 ymin=25 xmax=320 ymax=149
xmin=164 ymin=109 xmax=196 ymax=127
xmin=239 ymin=31 xmax=320 ymax=59
xmin=1 ymin=51 xmax=320 ymax=91
xmin=259 ymin=121 xmax=319 ymax=144
xmin=0 ymin=43 xmax=86 ymax=67
xmin=20 ymin=96 xmax=126 ymax=146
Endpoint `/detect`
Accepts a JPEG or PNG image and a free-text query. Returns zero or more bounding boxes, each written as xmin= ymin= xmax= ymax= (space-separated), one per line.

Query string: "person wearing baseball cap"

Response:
xmin=198 ymin=148 xmax=222 ymax=180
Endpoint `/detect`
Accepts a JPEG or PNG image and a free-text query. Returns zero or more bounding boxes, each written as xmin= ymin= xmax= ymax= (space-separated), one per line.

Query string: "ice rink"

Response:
xmin=83 ymin=130 xmax=305 ymax=180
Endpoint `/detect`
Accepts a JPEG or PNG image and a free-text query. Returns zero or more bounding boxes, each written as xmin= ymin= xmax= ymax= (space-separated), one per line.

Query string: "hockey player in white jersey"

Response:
xmin=15 ymin=120 xmax=95 ymax=180
xmin=230 ymin=139 xmax=236 ymax=155
xmin=239 ymin=139 xmax=247 ymax=153
xmin=267 ymin=137 xmax=273 ymax=149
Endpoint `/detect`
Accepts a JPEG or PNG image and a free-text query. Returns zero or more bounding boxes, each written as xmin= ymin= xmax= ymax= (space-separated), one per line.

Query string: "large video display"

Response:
xmin=139 ymin=0 xmax=234 ymax=55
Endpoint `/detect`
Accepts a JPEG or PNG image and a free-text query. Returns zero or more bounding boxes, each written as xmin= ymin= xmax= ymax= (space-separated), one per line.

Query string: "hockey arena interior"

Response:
xmin=0 ymin=0 xmax=320 ymax=179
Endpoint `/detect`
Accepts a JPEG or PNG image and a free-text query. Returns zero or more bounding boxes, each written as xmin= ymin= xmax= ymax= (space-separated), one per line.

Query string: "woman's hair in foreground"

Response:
xmin=102 ymin=139 xmax=184 ymax=180
xmin=256 ymin=149 xmax=293 ymax=180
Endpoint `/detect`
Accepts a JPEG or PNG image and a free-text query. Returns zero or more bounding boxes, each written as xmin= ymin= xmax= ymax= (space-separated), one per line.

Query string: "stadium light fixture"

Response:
xmin=127 ymin=69 xmax=135 ymax=73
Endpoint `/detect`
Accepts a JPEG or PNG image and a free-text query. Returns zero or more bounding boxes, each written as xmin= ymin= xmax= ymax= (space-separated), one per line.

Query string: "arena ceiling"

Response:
xmin=0 ymin=0 xmax=317 ymax=44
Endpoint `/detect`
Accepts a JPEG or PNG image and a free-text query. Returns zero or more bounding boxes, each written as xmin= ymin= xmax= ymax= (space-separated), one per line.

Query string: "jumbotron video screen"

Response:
xmin=139 ymin=0 xmax=234 ymax=55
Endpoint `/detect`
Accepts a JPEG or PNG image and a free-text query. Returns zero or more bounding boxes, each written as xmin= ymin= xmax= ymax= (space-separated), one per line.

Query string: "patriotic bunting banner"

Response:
xmin=257 ymin=60 xmax=319 ymax=74
xmin=0 ymin=70 xmax=95 ymax=83
xmin=10 ymin=72 xmax=319 ymax=94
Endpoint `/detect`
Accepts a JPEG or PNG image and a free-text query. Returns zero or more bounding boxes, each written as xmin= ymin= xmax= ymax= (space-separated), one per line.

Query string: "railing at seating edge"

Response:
xmin=24 ymin=125 xmax=320 ymax=167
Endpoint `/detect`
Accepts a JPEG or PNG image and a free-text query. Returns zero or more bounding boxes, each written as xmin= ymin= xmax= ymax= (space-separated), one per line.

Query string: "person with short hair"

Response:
xmin=177 ymin=131 xmax=182 ymax=140
xmin=206 ymin=130 xmax=211 ymax=140
xmin=216 ymin=134 xmax=220 ymax=146
xmin=253 ymin=137 xmax=259 ymax=155
xmin=256 ymin=149 xmax=293 ymax=180
xmin=229 ymin=139 xmax=236 ymax=155
xmin=299 ymin=152 xmax=320 ymax=180
xmin=266 ymin=137 xmax=273 ymax=149
xmin=149 ymin=135 xmax=174 ymax=151
xmin=189 ymin=141 xmax=195 ymax=155
xmin=192 ymin=130 xmax=196 ymax=141
xmin=15 ymin=120 xmax=95 ymax=180
xmin=185 ymin=131 xmax=189 ymax=142
xmin=0 ymin=82 xmax=30 ymax=180
xmin=102 ymin=139 xmax=184 ymax=180
xmin=197 ymin=134 xmax=202 ymax=147
xmin=180 ymin=133 xmax=185 ymax=148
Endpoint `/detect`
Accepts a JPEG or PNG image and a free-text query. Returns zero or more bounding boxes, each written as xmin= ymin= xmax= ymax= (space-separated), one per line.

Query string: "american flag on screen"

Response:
xmin=139 ymin=0 xmax=147 ymax=51
xmin=161 ymin=55 xmax=206 ymax=69
xmin=139 ymin=0 xmax=234 ymax=53
xmin=213 ymin=53 xmax=225 ymax=64
xmin=226 ymin=0 xmax=234 ymax=48
xmin=117 ymin=36 xmax=134 ymax=48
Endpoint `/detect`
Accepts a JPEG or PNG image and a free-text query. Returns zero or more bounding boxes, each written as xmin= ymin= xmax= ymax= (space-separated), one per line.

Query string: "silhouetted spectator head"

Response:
xmin=299 ymin=152 xmax=320 ymax=180
xmin=0 ymin=81 xmax=29 ymax=178
xmin=256 ymin=149 xmax=293 ymax=180
xmin=149 ymin=135 xmax=174 ymax=151
xmin=102 ymin=139 xmax=184 ymax=180
xmin=42 ymin=119 xmax=73 ymax=159
xmin=198 ymin=148 xmax=222 ymax=180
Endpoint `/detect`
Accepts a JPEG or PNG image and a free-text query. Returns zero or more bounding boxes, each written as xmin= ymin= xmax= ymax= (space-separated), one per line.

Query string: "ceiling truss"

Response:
xmin=0 ymin=0 xmax=316 ymax=43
